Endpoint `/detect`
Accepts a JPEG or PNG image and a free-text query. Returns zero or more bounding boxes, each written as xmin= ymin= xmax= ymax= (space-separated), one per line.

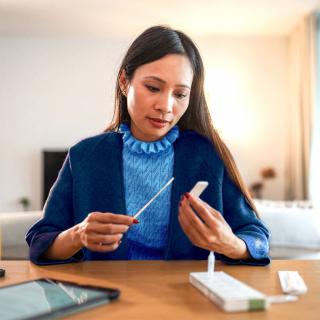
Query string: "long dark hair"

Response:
xmin=106 ymin=25 xmax=258 ymax=215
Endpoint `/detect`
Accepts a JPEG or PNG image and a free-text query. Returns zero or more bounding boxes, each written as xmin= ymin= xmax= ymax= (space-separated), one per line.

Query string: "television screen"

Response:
xmin=42 ymin=150 xmax=68 ymax=206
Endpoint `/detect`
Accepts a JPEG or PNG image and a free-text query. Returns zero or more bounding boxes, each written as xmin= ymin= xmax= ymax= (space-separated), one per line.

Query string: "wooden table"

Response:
xmin=0 ymin=260 xmax=319 ymax=319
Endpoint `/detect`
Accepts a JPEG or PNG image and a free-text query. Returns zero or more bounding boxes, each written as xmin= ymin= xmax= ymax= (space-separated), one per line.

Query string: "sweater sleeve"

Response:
xmin=219 ymin=167 xmax=271 ymax=266
xmin=25 ymin=154 xmax=84 ymax=265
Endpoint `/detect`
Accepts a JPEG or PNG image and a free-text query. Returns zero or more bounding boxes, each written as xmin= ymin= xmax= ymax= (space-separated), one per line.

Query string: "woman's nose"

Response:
xmin=155 ymin=94 xmax=174 ymax=114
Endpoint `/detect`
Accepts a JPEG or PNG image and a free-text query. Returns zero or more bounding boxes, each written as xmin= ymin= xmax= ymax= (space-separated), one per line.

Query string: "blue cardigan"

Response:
xmin=26 ymin=130 xmax=270 ymax=265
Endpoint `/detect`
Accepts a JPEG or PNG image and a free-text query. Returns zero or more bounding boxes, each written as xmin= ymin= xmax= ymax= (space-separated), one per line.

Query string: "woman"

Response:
xmin=26 ymin=26 xmax=270 ymax=265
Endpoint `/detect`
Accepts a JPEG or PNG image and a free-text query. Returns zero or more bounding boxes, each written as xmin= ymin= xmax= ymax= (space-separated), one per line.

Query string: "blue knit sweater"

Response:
xmin=120 ymin=124 xmax=179 ymax=259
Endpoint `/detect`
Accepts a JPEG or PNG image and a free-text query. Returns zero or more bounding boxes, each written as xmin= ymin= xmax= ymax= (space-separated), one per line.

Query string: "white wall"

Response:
xmin=0 ymin=35 xmax=289 ymax=212
xmin=197 ymin=36 xmax=289 ymax=201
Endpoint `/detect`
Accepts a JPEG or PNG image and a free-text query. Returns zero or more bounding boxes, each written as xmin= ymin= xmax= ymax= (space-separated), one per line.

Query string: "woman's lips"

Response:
xmin=148 ymin=117 xmax=170 ymax=128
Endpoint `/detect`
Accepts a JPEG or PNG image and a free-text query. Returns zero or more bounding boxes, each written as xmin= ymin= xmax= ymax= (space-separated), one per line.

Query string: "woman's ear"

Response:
xmin=119 ymin=70 xmax=128 ymax=97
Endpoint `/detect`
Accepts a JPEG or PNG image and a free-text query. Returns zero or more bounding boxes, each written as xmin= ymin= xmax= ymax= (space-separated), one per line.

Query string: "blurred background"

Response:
xmin=1 ymin=0 xmax=319 ymax=212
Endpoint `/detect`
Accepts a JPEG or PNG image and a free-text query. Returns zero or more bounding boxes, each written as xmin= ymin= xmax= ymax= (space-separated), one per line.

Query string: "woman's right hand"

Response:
xmin=74 ymin=212 xmax=137 ymax=252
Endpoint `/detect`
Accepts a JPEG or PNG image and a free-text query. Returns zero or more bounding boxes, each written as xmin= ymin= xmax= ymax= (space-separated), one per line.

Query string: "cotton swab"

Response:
xmin=133 ymin=177 xmax=175 ymax=219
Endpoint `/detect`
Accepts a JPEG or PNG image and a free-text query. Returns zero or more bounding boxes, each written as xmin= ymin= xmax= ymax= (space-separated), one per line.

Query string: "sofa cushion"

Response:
xmin=0 ymin=211 xmax=42 ymax=259
xmin=255 ymin=201 xmax=320 ymax=250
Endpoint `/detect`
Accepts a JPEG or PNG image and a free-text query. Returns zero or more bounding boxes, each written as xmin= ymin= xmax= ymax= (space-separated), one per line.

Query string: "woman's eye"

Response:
xmin=175 ymin=93 xmax=187 ymax=99
xmin=146 ymin=85 xmax=159 ymax=92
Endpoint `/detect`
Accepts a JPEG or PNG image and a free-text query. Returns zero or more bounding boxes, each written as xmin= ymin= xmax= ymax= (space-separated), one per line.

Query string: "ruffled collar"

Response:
xmin=119 ymin=123 xmax=179 ymax=154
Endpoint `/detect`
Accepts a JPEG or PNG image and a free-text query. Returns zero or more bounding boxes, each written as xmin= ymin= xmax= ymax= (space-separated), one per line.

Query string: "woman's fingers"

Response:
xmin=199 ymin=199 xmax=229 ymax=226
xmin=82 ymin=232 xmax=123 ymax=245
xmin=178 ymin=208 xmax=220 ymax=251
xmin=84 ymin=221 xmax=130 ymax=235
xmin=86 ymin=242 xmax=120 ymax=253
xmin=78 ymin=211 xmax=136 ymax=252
xmin=185 ymin=193 xmax=221 ymax=229
xmin=80 ymin=231 xmax=123 ymax=252
xmin=178 ymin=210 xmax=207 ymax=248
xmin=179 ymin=199 xmax=213 ymax=239
xmin=87 ymin=212 xmax=135 ymax=225
xmin=198 ymin=198 xmax=223 ymax=219
xmin=179 ymin=196 xmax=214 ymax=245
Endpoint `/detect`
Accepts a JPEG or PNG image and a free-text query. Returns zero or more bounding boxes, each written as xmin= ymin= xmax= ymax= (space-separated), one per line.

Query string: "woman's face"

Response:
xmin=123 ymin=54 xmax=193 ymax=142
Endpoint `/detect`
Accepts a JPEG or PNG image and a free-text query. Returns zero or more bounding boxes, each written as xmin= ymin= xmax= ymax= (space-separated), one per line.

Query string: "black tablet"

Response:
xmin=0 ymin=278 xmax=120 ymax=320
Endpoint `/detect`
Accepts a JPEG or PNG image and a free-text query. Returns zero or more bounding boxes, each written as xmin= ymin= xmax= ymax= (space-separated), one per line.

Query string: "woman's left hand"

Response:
xmin=178 ymin=192 xmax=249 ymax=260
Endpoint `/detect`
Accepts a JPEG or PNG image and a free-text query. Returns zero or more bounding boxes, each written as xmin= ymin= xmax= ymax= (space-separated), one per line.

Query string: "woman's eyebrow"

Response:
xmin=143 ymin=76 xmax=191 ymax=89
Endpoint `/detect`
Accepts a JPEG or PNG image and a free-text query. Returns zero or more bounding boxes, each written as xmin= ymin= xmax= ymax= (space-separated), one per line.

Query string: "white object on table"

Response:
xmin=207 ymin=251 xmax=215 ymax=276
xmin=278 ymin=271 xmax=308 ymax=295
xmin=190 ymin=271 xmax=268 ymax=312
